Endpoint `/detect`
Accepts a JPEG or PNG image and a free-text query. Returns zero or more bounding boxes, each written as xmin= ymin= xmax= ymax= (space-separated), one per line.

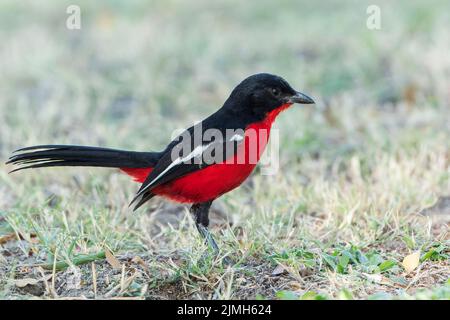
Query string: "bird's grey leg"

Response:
xmin=190 ymin=201 xmax=220 ymax=253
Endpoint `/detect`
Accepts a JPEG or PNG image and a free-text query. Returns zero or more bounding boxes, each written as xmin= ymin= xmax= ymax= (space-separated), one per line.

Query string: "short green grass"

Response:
xmin=0 ymin=0 xmax=449 ymax=299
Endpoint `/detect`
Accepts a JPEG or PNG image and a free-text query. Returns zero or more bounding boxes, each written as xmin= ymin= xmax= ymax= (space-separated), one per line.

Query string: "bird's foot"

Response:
xmin=196 ymin=225 xmax=233 ymax=266
xmin=198 ymin=248 xmax=233 ymax=267
xmin=221 ymin=255 xmax=233 ymax=266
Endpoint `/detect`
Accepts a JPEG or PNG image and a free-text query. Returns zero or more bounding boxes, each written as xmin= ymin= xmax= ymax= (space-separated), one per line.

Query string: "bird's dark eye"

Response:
xmin=271 ymin=88 xmax=281 ymax=97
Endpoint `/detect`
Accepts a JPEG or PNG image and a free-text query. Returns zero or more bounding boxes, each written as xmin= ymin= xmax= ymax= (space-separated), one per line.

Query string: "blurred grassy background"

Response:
xmin=0 ymin=0 xmax=449 ymax=299
xmin=1 ymin=0 xmax=449 ymax=153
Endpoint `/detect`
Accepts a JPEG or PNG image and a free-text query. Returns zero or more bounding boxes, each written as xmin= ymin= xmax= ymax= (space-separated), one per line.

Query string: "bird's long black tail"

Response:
xmin=6 ymin=145 xmax=161 ymax=173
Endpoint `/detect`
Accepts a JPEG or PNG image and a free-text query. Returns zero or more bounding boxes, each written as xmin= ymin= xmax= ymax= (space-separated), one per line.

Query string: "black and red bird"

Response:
xmin=7 ymin=73 xmax=314 ymax=254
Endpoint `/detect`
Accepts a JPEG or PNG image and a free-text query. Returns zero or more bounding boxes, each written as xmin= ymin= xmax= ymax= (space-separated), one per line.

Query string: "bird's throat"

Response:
xmin=263 ymin=103 xmax=293 ymax=126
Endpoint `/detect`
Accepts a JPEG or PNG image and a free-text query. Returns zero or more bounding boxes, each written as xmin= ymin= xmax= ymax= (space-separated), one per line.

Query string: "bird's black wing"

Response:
xmin=130 ymin=124 xmax=245 ymax=210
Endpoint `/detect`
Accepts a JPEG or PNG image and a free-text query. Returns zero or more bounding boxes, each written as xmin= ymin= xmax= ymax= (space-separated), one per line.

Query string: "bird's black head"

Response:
xmin=224 ymin=73 xmax=314 ymax=119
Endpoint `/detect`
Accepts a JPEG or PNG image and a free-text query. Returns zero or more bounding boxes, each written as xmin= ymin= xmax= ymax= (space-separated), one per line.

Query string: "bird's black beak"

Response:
xmin=288 ymin=91 xmax=315 ymax=104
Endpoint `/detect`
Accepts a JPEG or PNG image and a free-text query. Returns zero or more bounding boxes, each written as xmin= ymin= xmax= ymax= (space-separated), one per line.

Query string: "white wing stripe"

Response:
xmin=144 ymin=142 xmax=214 ymax=190
xmin=137 ymin=134 xmax=244 ymax=195
xmin=230 ymin=133 xmax=244 ymax=142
